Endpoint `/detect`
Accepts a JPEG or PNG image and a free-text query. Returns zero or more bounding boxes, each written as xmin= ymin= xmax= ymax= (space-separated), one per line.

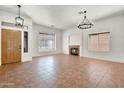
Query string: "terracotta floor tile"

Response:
xmin=0 ymin=54 xmax=124 ymax=88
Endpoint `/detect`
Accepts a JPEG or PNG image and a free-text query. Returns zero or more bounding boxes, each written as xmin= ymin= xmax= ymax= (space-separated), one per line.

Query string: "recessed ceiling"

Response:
xmin=0 ymin=5 xmax=124 ymax=30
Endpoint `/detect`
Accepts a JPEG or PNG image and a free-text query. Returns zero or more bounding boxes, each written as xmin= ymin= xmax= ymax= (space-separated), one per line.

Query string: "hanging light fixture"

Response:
xmin=78 ymin=10 xmax=94 ymax=29
xmin=15 ymin=5 xmax=24 ymax=27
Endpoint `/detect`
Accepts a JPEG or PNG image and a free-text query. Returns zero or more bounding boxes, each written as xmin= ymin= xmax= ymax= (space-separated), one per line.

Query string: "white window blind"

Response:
xmin=98 ymin=33 xmax=110 ymax=51
xmin=88 ymin=32 xmax=110 ymax=52
xmin=89 ymin=34 xmax=99 ymax=51
xmin=38 ymin=33 xmax=56 ymax=52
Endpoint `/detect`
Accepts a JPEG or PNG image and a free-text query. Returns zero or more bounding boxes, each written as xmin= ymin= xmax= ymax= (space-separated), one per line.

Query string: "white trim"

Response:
xmin=1 ymin=26 xmax=28 ymax=31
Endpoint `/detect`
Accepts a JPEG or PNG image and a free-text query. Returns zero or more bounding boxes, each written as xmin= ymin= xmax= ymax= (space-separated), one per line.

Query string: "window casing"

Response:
xmin=88 ymin=32 xmax=110 ymax=52
xmin=38 ymin=33 xmax=56 ymax=52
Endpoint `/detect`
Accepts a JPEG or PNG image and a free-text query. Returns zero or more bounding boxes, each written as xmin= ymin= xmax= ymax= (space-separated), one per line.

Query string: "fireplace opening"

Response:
xmin=69 ymin=45 xmax=80 ymax=56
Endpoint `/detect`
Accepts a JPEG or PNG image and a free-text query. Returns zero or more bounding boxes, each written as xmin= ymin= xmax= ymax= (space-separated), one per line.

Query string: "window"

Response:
xmin=89 ymin=34 xmax=99 ymax=51
xmin=38 ymin=32 xmax=56 ymax=52
xmin=24 ymin=31 xmax=28 ymax=53
xmin=88 ymin=32 xmax=110 ymax=52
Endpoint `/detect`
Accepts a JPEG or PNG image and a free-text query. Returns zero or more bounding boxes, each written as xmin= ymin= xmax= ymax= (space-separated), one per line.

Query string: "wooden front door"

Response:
xmin=1 ymin=29 xmax=21 ymax=65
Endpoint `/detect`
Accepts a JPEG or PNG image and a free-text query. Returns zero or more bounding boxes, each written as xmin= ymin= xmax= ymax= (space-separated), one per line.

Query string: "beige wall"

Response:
xmin=83 ymin=12 xmax=124 ymax=63
xmin=63 ymin=12 xmax=124 ymax=63
xmin=0 ymin=10 xmax=63 ymax=66
xmin=32 ymin=23 xmax=62 ymax=57
xmin=62 ymin=26 xmax=83 ymax=56
xmin=0 ymin=10 xmax=33 ymax=66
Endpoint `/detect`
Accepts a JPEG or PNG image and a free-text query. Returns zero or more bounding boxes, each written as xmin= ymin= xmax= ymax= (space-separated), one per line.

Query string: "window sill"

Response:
xmin=39 ymin=50 xmax=56 ymax=53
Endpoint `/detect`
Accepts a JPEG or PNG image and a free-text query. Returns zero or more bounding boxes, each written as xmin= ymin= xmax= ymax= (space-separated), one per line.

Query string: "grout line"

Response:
xmin=95 ymin=70 xmax=108 ymax=88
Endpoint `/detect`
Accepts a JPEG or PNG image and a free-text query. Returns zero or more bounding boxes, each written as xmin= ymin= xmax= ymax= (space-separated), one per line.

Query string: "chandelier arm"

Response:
xmin=82 ymin=17 xmax=86 ymax=23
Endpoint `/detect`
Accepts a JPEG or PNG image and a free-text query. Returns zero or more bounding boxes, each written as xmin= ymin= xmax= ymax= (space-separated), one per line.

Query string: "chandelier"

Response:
xmin=15 ymin=5 xmax=24 ymax=27
xmin=78 ymin=10 xmax=94 ymax=29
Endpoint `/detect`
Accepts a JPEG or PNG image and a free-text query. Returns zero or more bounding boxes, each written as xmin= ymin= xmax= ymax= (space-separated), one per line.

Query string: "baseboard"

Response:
xmin=62 ymin=53 xmax=124 ymax=63
xmin=81 ymin=56 xmax=124 ymax=64
xmin=32 ymin=53 xmax=63 ymax=58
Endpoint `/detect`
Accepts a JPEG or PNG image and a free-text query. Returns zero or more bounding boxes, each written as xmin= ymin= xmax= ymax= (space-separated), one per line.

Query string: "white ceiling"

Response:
xmin=0 ymin=5 xmax=124 ymax=30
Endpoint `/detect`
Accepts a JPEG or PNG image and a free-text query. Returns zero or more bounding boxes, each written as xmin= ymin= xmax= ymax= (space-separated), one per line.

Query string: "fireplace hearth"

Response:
xmin=69 ymin=45 xmax=80 ymax=56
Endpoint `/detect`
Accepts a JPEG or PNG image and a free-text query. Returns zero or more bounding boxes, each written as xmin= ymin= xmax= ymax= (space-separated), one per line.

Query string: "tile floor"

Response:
xmin=0 ymin=54 xmax=124 ymax=88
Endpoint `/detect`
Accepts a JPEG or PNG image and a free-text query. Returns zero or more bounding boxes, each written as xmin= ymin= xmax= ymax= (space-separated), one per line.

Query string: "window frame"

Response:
xmin=38 ymin=32 xmax=56 ymax=52
xmin=24 ymin=31 xmax=28 ymax=53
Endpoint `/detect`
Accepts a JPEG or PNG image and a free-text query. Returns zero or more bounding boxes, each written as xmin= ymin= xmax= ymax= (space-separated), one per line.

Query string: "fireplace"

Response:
xmin=69 ymin=45 xmax=80 ymax=56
